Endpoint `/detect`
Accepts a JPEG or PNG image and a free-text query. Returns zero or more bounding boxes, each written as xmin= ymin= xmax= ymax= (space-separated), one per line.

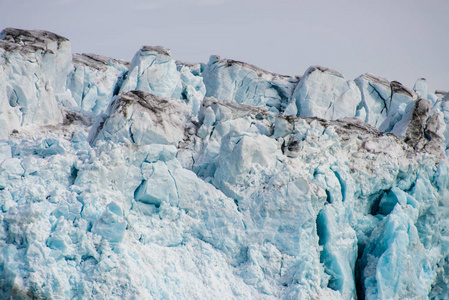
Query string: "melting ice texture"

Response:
xmin=1 ymin=27 xmax=449 ymax=299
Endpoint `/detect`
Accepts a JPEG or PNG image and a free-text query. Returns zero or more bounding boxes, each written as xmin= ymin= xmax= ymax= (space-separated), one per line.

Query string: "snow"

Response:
xmin=1 ymin=28 xmax=449 ymax=300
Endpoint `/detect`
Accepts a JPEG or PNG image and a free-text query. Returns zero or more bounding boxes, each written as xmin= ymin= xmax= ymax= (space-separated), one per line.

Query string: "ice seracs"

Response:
xmin=0 ymin=27 xmax=73 ymax=103
xmin=354 ymin=73 xmax=392 ymax=127
xmin=390 ymin=98 xmax=446 ymax=156
xmin=67 ymin=53 xmax=129 ymax=115
xmin=291 ymin=66 xmax=361 ymax=121
xmin=120 ymin=46 xmax=206 ymax=117
xmin=120 ymin=46 xmax=182 ymax=98
xmin=1 ymin=27 xmax=449 ymax=300
xmin=413 ymin=77 xmax=428 ymax=99
xmin=0 ymin=28 xmax=72 ymax=137
xmin=202 ymin=55 xmax=300 ymax=115
xmin=88 ymin=90 xmax=188 ymax=146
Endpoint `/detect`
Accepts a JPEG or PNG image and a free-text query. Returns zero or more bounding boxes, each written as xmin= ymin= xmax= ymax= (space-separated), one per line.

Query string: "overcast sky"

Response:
xmin=1 ymin=0 xmax=448 ymax=92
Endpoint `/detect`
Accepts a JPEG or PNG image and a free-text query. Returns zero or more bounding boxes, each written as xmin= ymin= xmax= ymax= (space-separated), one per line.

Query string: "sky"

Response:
xmin=1 ymin=0 xmax=448 ymax=92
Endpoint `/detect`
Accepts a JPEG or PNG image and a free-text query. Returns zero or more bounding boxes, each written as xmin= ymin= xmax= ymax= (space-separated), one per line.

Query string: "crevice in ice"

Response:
xmin=316 ymin=209 xmax=339 ymax=292
xmin=81 ymin=254 xmax=98 ymax=264
xmin=113 ymin=71 xmax=128 ymax=96
xmin=181 ymin=89 xmax=188 ymax=101
xmin=423 ymin=127 xmax=432 ymax=142
xmin=233 ymin=199 xmax=240 ymax=212
xmin=165 ymin=163 xmax=180 ymax=202
xmin=325 ymin=190 xmax=331 ymax=204
xmin=244 ymin=85 xmax=251 ymax=97
xmin=332 ymin=169 xmax=346 ymax=202
xmin=354 ymin=248 xmax=366 ymax=300
xmin=368 ymin=83 xmax=388 ymax=115
xmin=325 ymin=101 xmax=333 ymax=117
xmin=129 ymin=124 xmax=136 ymax=144
xmin=7 ymin=86 xmax=19 ymax=107
xmin=269 ymin=83 xmax=289 ymax=112
xmin=69 ymin=165 xmax=78 ymax=186
xmin=369 ymin=190 xmax=385 ymax=215
xmin=208 ymin=125 xmax=216 ymax=139
xmin=355 ymin=100 xmax=367 ymax=122
xmin=237 ymin=72 xmax=252 ymax=98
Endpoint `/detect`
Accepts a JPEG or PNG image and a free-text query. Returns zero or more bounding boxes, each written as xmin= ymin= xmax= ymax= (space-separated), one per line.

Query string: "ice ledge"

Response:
xmin=208 ymin=55 xmax=300 ymax=81
xmin=0 ymin=27 xmax=69 ymax=51
xmin=140 ymin=45 xmax=171 ymax=57
xmin=88 ymin=90 xmax=187 ymax=146
xmin=73 ymin=53 xmax=130 ymax=70
xmin=304 ymin=65 xmax=345 ymax=78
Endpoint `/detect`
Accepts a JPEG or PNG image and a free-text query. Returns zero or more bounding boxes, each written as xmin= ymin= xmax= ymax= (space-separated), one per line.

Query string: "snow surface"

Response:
xmin=1 ymin=28 xmax=449 ymax=299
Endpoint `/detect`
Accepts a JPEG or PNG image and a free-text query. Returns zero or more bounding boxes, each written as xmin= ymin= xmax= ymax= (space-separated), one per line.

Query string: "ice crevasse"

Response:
xmin=1 ymin=27 xmax=449 ymax=299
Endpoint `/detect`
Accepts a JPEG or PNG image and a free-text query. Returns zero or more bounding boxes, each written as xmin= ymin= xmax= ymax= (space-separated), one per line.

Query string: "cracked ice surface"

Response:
xmin=1 ymin=28 xmax=449 ymax=300
xmin=67 ymin=53 xmax=129 ymax=115
xmin=202 ymin=55 xmax=300 ymax=115
xmin=292 ymin=66 xmax=362 ymax=121
xmin=120 ymin=46 xmax=206 ymax=117
xmin=0 ymin=28 xmax=72 ymax=137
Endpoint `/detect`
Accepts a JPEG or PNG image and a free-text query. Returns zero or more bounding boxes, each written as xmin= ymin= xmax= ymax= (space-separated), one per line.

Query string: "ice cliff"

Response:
xmin=1 ymin=28 xmax=449 ymax=300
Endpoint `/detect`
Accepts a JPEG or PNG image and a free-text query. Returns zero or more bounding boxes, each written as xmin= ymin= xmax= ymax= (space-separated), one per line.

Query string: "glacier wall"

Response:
xmin=1 ymin=27 xmax=449 ymax=299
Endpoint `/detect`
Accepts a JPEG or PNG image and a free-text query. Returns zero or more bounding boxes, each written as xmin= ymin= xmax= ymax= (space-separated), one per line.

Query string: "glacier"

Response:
xmin=0 ymin=27 xmax=449 ymax=299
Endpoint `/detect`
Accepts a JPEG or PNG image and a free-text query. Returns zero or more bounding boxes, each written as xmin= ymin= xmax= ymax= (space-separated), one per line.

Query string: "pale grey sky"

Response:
xmin=1 ymin=0 xmax=448 ymax=92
